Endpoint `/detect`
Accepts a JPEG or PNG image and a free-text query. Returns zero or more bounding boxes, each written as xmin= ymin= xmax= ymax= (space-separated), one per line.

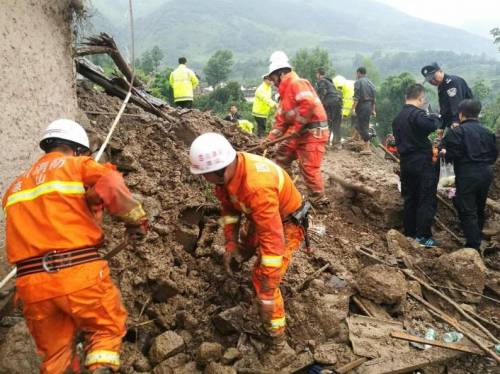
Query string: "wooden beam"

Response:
xmin=390 ymin=330 xmax=483 ymax=355
xmin=408 ymin=292 xmax=500 ymax=363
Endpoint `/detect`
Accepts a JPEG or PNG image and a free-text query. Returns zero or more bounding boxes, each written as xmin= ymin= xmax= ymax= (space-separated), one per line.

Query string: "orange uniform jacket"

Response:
xmin=215 ymin=152 xmax=302 ymax=266
xmin=3 ymin=152 xmax=142 ymax=304
xmin=271 ymin=71 xmax=327 ymax=140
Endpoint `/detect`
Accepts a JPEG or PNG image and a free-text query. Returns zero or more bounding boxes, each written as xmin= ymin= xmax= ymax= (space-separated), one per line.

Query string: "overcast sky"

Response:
xmin=375 ymin=0 xmax=499 ymax=38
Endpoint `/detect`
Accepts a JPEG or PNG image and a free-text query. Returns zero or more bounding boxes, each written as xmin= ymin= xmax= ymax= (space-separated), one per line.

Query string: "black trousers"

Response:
xmin=324 ymin=100 xmax=342 ymax=143
xmin=454 ymin=165 xmax=492 ymax=249
xmin=254 ymin=116 xmax=267 ymax=138
xmin=355 ymin=102 xmax=372 ymax=141
xmin=175 ymin=100 xmax=193 ymax=108
xmin=400 ymin=153 xmax=438 ymax=238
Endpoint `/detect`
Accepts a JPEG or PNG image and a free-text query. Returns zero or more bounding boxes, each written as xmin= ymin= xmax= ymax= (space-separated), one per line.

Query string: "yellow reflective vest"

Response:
xmin=252 ymin=81 xmax=276 ymax=118
xmin=238 ymin=119 xmax=254 ymax=134
xmin=169 ymin=64 xmax=199 ymax=102
xmin=333 ymin=76 xmax=355 ymax=117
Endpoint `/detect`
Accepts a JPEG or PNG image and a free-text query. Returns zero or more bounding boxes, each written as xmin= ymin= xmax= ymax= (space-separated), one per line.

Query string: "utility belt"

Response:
xmin=302 ymin=121 xmax=328 ymax=131
xmin=284 ymin=201 xmax=312 ymax=251
xmin=301 ymin=121 xmax=328 ymax=138
xmin=16 ymin=246 xmax=101 ymax=277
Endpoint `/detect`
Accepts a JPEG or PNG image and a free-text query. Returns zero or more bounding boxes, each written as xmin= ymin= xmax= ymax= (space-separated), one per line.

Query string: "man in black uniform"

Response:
xmin=352 ymin=67 xmax=376 ymax=154
xmin=421 ymin=62 xmax=473 ymax=136
xmin=441 ymin=99 xmax=497 ymax=249
xmin=392 ymin=84 xmax=441 ymax=248
xmin=316 ymin=68 xmax=343 ymax=149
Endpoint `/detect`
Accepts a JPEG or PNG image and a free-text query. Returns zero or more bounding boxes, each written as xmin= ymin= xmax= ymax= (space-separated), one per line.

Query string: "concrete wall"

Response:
xmin=0 ymin=1 xmax=80 ymax=275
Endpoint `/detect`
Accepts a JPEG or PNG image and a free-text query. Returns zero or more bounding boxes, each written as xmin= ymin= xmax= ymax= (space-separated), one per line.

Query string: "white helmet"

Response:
xmin=268 ymin=50 xmax=292 ymax=76
xmin=189 ymin=133 xmax=236 ymax=175
xmin=40 ymin=119 xmax=90 ymax=152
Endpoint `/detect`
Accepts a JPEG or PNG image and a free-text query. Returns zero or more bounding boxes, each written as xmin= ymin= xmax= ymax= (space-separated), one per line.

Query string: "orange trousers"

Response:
xmin=274 ymin=129 xmax=329 ymax=194
xmin=241 ymin=222 xmax=304 ymax=337
xmin=22 ymin=274 xmax=127 ymax=374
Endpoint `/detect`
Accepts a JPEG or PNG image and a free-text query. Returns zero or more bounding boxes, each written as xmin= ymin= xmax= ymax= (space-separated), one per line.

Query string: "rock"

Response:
xmin=314 ymin=342 xmax=338 ymax=365
xmin=133 ymin=355 xmax=152 ymax=372
xmin=356 ymin=264 xmax=407 ymax=305
xmin=434 ymin=248 xmax=487 ymax=303
xmin=0 ymin=321 xmax=40 ymax=374
xmin=204 ymin=362 xmax=237 ymax=374
xmin=386 ymin=229 xmax=415 ymax=257
xmin=152 ymin=353 xmax=190 ymax=374
xmin=196 ymin=342 xmax=223 ymax=365
xmin=222 ymin=347 xmax=241 ymax=365
xmin=149 ymin=330 xmax=185 ymax=365
xmin=174 ymin=224 xmax=200 ymax=252
xmin=287 ymin=290 xmax=351 ymax=341
xmin=175 ymin=361 xmax=201 ymax=374
xmin=213 ymin=305 xmax=245 ymax=335
xmin=152 ymin=279 xmax=179 ymax=302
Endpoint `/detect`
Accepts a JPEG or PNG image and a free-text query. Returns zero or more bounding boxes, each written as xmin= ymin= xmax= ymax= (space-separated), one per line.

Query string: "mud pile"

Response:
xmin=0 ymin=85 xmax=498 ymax=373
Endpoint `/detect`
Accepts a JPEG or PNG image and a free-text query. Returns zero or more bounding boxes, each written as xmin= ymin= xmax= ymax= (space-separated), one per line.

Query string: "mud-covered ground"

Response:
xmin=0 ymin=85 xmax=498 ymax=373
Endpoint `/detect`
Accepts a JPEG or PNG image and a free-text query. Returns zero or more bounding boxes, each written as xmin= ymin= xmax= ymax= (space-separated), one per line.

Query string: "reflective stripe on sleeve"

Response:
xmin=5 ymin=181 xmax=85 ymax=208
xmin=84 ymin=349 xmax=120 ymax=367
xmin=295 ymin=91 xmax=313 ymax=101
xmin=261 ymin=255 xmax=283 ymax=268
xmin=270 ymin=316 xmax=286 ymax=329
xmin=218 ymin=215 xmax=240 ymax=225
xmin=260 ymin=299 xmax=275 ymax=305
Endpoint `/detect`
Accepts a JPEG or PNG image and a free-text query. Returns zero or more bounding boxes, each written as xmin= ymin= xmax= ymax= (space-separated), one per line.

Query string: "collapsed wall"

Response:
xmin=0 ymin=1 xmax=82 ymax=274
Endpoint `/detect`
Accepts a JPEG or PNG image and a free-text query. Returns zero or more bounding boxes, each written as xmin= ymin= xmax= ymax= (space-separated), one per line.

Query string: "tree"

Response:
xmin=483 ymin=95 xmax=500 ymax=131
xmin=291 ymin=48 xmax=334 ymax=84
xmin=150 ymin=46 xmax=164 ymax=72
xmin=472 ymin=80 xmax=492 ymax=102
xmin=491 ymin=27 xmax=500 ymax=51
xmin=203 ymin=49 xmax=234 ymax=87
xmin=360 ymin=56 xmax=381 ymax=86
xmin=139 ymin=50 xmax=154 ymax=75
xmin=376 ymin=72 xmax=416 ymax=137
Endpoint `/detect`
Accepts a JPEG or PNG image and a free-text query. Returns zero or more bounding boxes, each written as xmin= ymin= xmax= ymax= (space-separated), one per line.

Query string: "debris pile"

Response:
xmin=0 ymin=83 xmax=498 ymax=373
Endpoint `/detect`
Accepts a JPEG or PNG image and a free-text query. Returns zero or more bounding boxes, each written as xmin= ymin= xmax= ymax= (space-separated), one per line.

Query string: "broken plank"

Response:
xmin=336 ymin=357 xmax=367 ymax=374
xmin=353 ymin=295 xmax=393 ymax=321
xmin=390 ymin=331 xmax=483 ymax=355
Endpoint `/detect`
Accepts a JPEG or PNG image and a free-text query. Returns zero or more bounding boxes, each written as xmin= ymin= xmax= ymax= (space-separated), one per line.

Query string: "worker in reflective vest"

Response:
xmin=265 ymin=51 xmax=330 ymax=208
xmin=189 ymin=133 xmax=305 ymax=359
xmin=3 ymin=119 xmax=148 ymax=374
xmin=169 ymin=56 xmax=199 ymax=108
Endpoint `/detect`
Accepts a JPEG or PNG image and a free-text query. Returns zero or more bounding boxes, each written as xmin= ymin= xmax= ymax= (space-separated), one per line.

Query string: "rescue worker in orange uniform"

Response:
xmin=2 ymin=119 xmax=149 ymax=374
xmin=189 ymin=133 xmax=308 ymax=361
xmin=265 ymin=51 xmax=330 ymax=207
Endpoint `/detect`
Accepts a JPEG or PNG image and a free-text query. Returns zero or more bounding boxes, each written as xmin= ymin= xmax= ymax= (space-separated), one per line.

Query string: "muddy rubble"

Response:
xmin=0 ymin=85 xmax=499 ymax=374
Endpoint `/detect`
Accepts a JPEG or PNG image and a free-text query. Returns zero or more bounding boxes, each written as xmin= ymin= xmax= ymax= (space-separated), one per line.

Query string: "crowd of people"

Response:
xmin=2 ymin=52 xmax=498 ymax=373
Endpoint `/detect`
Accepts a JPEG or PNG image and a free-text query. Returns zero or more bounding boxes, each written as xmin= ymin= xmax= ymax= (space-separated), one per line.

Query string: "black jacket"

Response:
xmin=354 ymin=77 xmax=376 ymax=105
xmin=441 ymin=119 xmax=497 ymax=172
xmin=224 ymin=113 xmax=242 ymax=123
xmin=438 ymin=74 xmax=473 ymax=129
xmin=392 ymin=104 xmax=440 ymax=158
xmin=316 ymin=78 xmax=342 ymax=105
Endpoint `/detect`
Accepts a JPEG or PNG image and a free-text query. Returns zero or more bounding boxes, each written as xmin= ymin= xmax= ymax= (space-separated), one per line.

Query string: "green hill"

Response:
xmin=84 ymin=0 xmax=498 ymax=83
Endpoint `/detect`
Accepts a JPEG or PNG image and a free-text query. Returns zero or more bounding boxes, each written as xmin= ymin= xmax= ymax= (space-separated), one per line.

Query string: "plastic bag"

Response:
xmin=438 ymin=157 xmax=455 ymax=189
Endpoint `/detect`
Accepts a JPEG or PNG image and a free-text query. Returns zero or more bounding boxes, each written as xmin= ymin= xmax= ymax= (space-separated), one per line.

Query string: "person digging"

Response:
xmin=189 ymin=132 xmax=311 ymax=367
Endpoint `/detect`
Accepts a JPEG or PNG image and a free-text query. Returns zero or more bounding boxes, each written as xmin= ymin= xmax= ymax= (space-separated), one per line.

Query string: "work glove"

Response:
xmin=126 ymin=217 xmax=149 ymax=241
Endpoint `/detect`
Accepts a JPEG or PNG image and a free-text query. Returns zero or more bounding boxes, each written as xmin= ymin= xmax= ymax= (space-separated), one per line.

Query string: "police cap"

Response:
xmin=421 ymin=62 xmax=440 ymax=82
